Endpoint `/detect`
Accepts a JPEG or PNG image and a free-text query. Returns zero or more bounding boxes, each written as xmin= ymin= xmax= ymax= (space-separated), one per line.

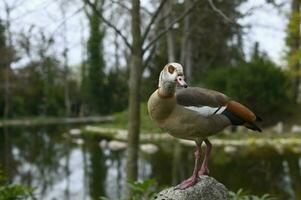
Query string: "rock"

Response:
xmin=73 ymin=138 xmax=84 ymax=145
xmin=224 ymin=145 xmax=237 ymax=154
xmin=69 ymin=128 xmax=81 ymax=136
xmin=107 ymin=140 xmax=127 ymax=151
xmin=272 ymin=122 xmax=283 ymax=134
xmin=291 ymin=125 xmax=301 ymax=133
xmin=140 ymin=143 xmax=159 ymax=154
xmin=153 ymin=176 xmax=228 ymax=200
xmin=99 ymin=140 xmax=108 ymax=149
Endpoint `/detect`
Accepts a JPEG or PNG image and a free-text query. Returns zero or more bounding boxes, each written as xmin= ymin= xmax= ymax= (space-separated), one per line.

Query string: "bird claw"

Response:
xmin=176 ymin=176 xmax=198 ymax=190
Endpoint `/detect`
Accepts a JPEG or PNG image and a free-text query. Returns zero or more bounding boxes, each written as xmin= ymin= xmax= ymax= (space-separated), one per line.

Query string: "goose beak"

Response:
xmin=177 ymin=76 xmax=188 ymax=88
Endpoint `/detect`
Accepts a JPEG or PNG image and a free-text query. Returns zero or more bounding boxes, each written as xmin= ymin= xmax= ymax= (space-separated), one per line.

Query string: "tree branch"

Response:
xmin=207 ymin=0 xmax=233 ymax=23
xmin=109 ymin=0 xmax=131 ymax=11
xmin=83 ymin=0 xmax=132 ymax=51
xmin=143 ymin=0 xmax=200 ymax=53
xmin=50 ymin=6 xmax=84 ymax=38
xmin=141 ymin=0 xmax=167 ymax=43
xmin=142 ymin=44 xmax=156 ymax=72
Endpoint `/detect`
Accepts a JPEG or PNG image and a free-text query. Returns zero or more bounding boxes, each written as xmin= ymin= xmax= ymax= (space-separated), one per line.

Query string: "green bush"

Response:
xmin=99 ymin=179 xmax=157 ymax=200
xmin=229 ymin=189 xmax=276 ymax=200
xmin=0 ymin=170 xmax=36 ymax=200
xmin=203 ymin=58 xmax=293 ymax=124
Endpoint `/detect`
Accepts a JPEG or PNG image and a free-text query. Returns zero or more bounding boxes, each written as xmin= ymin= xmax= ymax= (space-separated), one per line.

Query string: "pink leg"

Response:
xmin=199 ymin=139 xmax=212 ymax=176
xmin=178 ymin=140 xmax=203 ymax=190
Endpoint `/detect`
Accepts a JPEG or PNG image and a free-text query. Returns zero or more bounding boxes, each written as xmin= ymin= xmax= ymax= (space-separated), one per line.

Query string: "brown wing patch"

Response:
xmin=227 ymin=101 xmax=256 ymax=122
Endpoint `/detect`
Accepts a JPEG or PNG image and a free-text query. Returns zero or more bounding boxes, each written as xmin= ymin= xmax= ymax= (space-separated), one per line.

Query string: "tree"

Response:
xmin=0 ymin=20 xmax=9 ymax=117
xmin=180 ymin=0 xmax=193 ymax=82
xmin=84 ymin=0 xmax=107 ymax=114
xmin=2 ymin=0 xmax=15 ymax=119
xmin=59 ymin=1 xmax=71 ymax=116
xmin=286 ymin=0 xmax=301 ymax=102
xmin=126 ymin=0 xmax=143 ymax=197
xmin=164 ymin=0 xmax=176 ymax=62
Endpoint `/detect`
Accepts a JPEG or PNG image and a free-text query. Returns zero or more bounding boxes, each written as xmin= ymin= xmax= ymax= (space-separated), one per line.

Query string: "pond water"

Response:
xmin=0 ymin=125 xmax=301 ymax=200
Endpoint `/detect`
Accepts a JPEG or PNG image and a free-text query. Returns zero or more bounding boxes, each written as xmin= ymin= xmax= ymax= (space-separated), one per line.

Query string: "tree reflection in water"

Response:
xmin=0 ymin=126 xmax=300 ymax=200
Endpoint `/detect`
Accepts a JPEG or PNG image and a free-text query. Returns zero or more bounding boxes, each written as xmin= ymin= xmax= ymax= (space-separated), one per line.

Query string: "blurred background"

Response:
xmin=0 ymin=0 xmax=301 ymax=199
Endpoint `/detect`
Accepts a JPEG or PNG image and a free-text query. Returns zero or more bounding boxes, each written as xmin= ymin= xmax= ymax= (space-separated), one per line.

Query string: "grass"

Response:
xmin=100 ymin=103 xmax=162 ymax=133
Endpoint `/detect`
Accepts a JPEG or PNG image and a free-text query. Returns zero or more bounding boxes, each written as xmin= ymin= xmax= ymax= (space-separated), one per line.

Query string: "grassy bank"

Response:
xmin=0 ymin=116 xmax=113 ymax=127
xmin=99 ymin=103 xmax=162 ymax=133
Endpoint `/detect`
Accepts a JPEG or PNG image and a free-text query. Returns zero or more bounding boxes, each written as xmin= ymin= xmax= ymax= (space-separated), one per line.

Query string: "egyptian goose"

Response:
xmin=147 ymin=63 xmax=262 ymax=189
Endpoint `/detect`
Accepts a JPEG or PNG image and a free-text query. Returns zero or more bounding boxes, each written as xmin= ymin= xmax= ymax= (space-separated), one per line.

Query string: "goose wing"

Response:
xmin=176 ymin=87 xmax=230 ymax=107
xmin=176 ymin=87 xmax=262 ymax=131
xmin=176 ymin=87 xmax=230 ymax=117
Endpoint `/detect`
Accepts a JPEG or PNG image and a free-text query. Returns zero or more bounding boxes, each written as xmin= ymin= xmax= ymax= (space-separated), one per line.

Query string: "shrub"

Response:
xmin=229 ymin=188 xmax=276 ymax=200
xmin=203 ymin=58 xmax=293 ymax=124
xmin=0 ymin=170 xmax=36 ymax=200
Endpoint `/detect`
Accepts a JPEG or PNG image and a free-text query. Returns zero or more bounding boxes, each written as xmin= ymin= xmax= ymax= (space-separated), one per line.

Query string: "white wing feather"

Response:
xmin=185 ymin=106 xmax=226 ymax=117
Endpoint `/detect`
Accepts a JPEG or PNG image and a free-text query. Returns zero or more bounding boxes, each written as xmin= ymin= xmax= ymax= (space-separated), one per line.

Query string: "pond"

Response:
xmin=0 ymin=125 xmax=300 ymax=200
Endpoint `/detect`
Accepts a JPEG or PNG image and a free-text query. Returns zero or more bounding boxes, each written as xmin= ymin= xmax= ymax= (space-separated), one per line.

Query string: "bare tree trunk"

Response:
xmin=185 ymin=38 xmax=193 ymax=82
xmin=3 ymin=2 xmax=12 ymax=119
xmin=79 ymin=19 xmax=87 ymax=117
xmin=61 ymin=4 xmax=71 ymax=116
xmin=126 ymin=0 xmax=142 ymax=198
xmin=180 ymin=0 xmax=193 ymax=82
xmin=4 ymin=64 xmax=10 ymax=119
xmin=63 ymin=48 xmax=71 ymax=117
xmin=114 ymin=31 xmax=120 ymax=71
xmin=164 ymin=0 xmax=176 ymax=62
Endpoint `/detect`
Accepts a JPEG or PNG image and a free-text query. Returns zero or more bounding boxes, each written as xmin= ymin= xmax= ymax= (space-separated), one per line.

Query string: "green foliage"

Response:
xmin=204 ymin=54 xmax=293 ymax=123
xmin=0 ymin=170 xmax=36 ymax=200
xmin=0 ymin=25 xmax=81 ymax=118
xmin=129 ymin=179 xmax=157 ymax=200
xmin=41 ymin=57 xmax=65 ymax=116
xmin=127 ymin=179 xmax=158 ymax=200
xmin=84 ymin=5 xmax=107 ymax=114
xmin=0 ymin=184 xmax=36 ymax=200
xmin=229 ymin=189 xmax=275 ymax=200
xmin=9 ymin=58 xmax=66 ymax=117
xmin=285 ymin=1 xmax=301 ymax=101
xmin=99 ymin=179 xmax=157 ymax=200
xmin=104 ymin=69 xmax=128 ymax=113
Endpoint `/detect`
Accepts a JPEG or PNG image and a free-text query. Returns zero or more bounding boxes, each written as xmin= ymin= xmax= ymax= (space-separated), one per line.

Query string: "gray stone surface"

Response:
xmin=153 ymin=176 xmax=228 ymax=200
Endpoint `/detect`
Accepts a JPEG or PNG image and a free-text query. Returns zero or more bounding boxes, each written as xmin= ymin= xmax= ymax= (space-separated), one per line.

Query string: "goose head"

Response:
xmin=158 ymin=63 xmax=188 ymax=89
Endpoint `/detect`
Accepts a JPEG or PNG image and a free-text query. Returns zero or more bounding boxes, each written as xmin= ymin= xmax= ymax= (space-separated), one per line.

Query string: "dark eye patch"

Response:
xmin=168 ymin=65 xmax=175 ymax=74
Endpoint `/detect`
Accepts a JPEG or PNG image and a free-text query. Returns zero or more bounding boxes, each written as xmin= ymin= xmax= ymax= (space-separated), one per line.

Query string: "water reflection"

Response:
xmin=0 ymin=126 xmax=300 ymax=200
